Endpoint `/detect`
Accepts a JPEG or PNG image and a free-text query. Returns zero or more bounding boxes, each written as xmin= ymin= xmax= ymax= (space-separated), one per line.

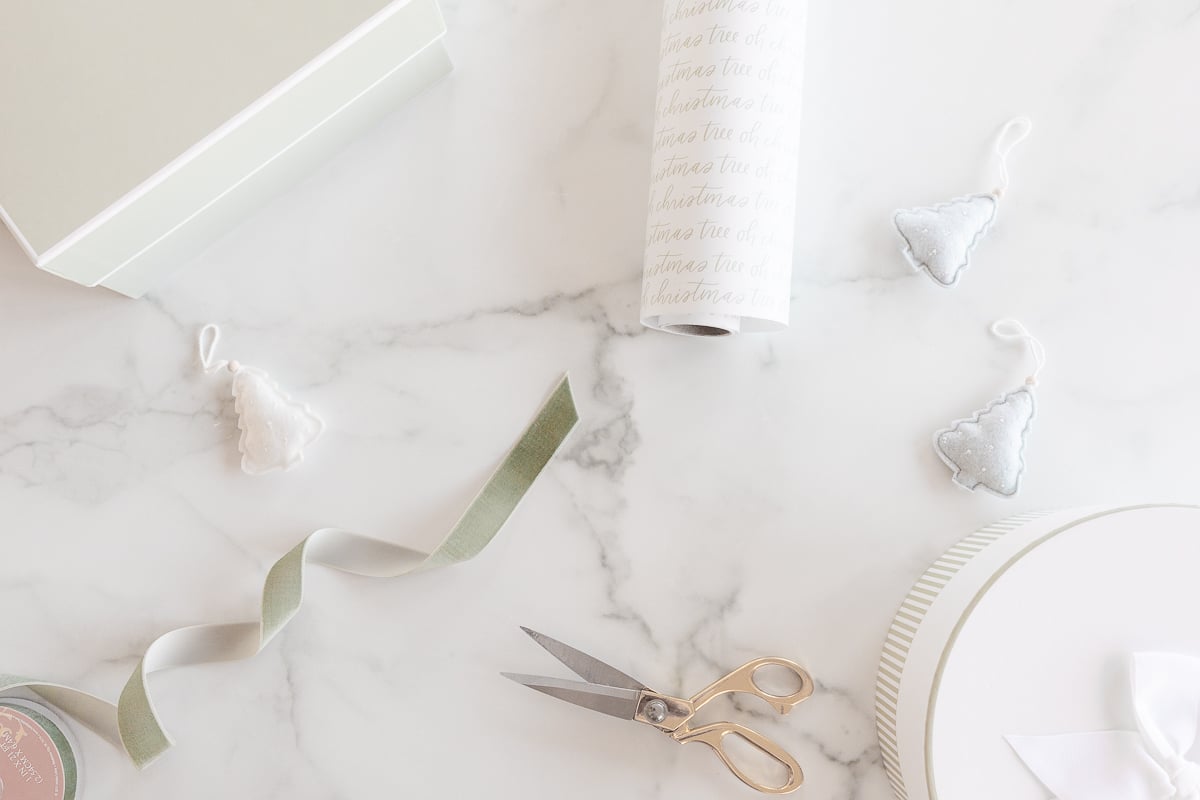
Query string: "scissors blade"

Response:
xmin=519 ymin=627 xmax=645 ymax=691
xmin=502 ymin=673 xmax=640 ymax=719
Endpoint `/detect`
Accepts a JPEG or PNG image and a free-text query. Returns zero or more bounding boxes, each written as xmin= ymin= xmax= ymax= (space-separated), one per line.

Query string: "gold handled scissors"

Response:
xmin=503 ymin=627 xmax=813 ymax=794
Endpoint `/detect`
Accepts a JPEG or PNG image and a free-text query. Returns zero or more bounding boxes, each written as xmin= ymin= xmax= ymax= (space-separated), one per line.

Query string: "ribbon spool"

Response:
xmin=0 ymin=699 xmax=79 ymax=800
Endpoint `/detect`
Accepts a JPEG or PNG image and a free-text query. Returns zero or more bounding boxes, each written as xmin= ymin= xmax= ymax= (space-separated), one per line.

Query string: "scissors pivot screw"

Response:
xmin=644 ymin=699 xmax=668 ymax=724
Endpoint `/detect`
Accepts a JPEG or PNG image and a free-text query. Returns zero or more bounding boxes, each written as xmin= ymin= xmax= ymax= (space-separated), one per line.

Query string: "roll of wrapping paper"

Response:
xmin=641 ymin=0 xmax=807 ymax=337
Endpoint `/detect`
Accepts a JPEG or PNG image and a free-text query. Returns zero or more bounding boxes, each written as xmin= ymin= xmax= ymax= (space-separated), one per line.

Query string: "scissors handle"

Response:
xmin=675 ymin=721 xmax=804 ymax=794
xmin=689 ymin=657 xmax=814 ymax=715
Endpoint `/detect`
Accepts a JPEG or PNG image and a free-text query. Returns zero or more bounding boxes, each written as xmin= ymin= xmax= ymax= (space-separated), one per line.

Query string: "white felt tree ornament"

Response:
xmin=198 ymin=324 xmax=324 ymax=475
xmin=894 ymin=117 xmax=1032 ymax=288
xmin=933 ymin=319 xmax=1044 ymax=497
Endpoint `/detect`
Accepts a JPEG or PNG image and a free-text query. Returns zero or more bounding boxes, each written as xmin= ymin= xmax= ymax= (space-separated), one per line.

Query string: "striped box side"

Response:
xmin=873 ymin=512 xmax=1051 ymax=800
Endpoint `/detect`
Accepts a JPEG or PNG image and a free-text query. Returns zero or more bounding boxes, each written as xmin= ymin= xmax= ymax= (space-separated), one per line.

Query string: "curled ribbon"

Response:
xmin=0 ymin=375 xmax=578 ymax=768
xmin=1008 ymin=652 xmax=1200 ymax=800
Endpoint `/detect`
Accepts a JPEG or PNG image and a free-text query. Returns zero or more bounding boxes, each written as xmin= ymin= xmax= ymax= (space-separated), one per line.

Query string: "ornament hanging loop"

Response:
xmin=992 ymin=116 xmax=1032 ymax=197
xmin=991 ymin=318 xmax=1045 ymax=385
xmin=198 ymin=324 xmax=238 ymax=374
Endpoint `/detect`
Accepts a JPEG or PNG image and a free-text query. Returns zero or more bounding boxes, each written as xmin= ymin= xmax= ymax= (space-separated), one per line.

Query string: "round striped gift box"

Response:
xmin=875 ymin=504 xmax=1200 ymax=800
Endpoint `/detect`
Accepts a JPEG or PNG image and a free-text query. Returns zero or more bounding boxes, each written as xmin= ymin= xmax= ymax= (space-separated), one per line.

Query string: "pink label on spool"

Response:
xmin=0 ymin=706 xmax=68 ymax=800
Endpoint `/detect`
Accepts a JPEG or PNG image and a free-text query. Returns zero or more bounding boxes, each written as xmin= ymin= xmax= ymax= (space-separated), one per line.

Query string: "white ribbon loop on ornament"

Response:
xmin=992 ymin=116 xmax=1033 ymax=197
xmin=990 ymin=318 xmax=1046 ymax=386
xmin=1007 ymin=653 xmax=1200 ymax=800
xmin=198 ymin=323 xmax=227 ymax=373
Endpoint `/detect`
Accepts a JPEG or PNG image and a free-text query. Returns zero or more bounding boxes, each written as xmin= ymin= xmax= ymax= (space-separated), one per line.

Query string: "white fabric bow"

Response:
xmin=1008 ymin=653 xmax=1200 ymax=800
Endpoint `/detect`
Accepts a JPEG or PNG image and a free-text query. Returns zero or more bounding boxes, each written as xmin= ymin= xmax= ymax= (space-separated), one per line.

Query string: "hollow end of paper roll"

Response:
xmin=664 ymin=324 xmax=732 ymax=337
xmin=655 ymin=313 xmax=741 ymax=337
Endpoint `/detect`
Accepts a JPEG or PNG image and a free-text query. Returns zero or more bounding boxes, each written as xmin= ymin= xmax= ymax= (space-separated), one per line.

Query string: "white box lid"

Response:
xmin=0 ymin=0 xmax=401 ymax=263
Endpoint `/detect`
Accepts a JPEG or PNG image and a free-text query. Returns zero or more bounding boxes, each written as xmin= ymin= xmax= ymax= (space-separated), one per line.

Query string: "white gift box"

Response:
xmin=0 ymin=0 xmax=450 ymax=297
xmin=876 ymin=504 xmax=1200 ymax=799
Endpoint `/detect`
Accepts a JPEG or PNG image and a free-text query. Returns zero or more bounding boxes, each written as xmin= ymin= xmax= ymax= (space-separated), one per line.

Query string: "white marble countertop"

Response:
xmin=2 ymin=0 xmax=1199 ymax=797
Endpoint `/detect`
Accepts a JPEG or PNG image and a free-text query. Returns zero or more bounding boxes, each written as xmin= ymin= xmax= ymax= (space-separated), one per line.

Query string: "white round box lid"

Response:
xmin=877 ymin=505 xmax=1200 ymax=800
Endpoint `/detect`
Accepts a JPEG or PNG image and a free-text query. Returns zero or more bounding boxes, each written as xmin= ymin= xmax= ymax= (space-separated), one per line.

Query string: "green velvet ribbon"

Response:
xmin=1 ymin=375 xmax=577 ymax=769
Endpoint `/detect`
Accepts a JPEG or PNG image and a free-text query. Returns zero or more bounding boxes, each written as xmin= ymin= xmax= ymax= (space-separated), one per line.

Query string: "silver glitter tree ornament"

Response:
xmin=894 ymin=117 xmax=1032 ymax=288
xmin=934 ymin=319 xmax=1045 ymax=497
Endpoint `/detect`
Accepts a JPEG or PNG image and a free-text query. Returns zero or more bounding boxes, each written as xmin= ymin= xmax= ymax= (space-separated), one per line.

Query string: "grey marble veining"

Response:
xmin=0 ymin=0 xmax=1199 ymax=797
